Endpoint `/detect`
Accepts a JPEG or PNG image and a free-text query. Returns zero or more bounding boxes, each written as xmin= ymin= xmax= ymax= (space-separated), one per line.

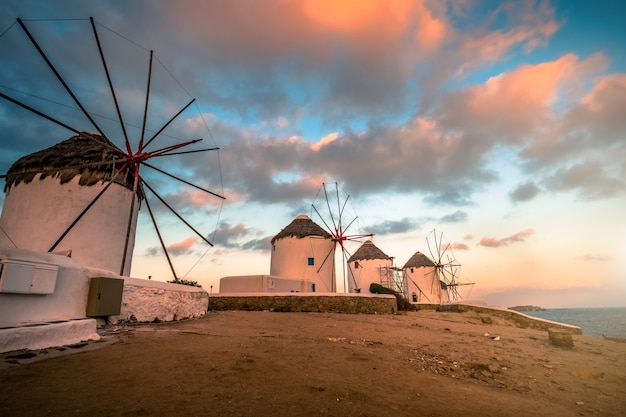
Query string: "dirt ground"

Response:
xmin=1 ymin=309 xmax=625 ymax=417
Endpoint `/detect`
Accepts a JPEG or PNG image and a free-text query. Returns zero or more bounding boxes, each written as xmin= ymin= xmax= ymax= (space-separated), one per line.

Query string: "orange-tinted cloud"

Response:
xmin=479 ymin=228 xmax=535 ymax=248
xmin=450 ymin=242 xmax=469 ymax=251
xmin=167 ymin=237 xmax=198 ymax=256
xmin=580 ymin=74 xmax=626 ymax=114
xmin=455 ymin=1 xmax=559 ymax=76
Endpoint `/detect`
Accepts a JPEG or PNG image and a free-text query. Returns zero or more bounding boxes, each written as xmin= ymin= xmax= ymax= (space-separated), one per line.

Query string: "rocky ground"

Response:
xmin=1 ymin=309 xmax=625 ymax=416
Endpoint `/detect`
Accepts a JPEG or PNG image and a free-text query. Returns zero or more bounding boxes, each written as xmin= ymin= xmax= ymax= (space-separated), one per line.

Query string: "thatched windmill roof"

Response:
xmin=4 ymin=133 xmax=138 ymax=195
xmin=403 ymin=251 xmax=436 ymax=268
xmin=271 ymin=214 xmax=331 ymax=244
xmin=348 ymin=240 xmax=391 ymax=262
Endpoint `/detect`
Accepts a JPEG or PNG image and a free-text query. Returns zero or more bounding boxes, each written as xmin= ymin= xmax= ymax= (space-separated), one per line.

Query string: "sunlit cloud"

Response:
xmin=167 ymin=237 xmax=197 ymax=256
xmin=450 ymin=242 xmax=469 ymax=251
xmin=479 ymin=228 xmax=535 ymax=248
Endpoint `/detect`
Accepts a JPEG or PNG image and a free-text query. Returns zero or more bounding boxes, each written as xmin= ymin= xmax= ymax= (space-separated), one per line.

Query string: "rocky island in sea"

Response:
xmin=508 ymin=305 xmax=545 ymax=312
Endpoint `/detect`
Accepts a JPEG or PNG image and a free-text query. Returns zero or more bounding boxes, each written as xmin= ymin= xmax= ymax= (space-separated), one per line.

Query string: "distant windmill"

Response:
xmin=310 ymin=182 xmax=373 ymax=292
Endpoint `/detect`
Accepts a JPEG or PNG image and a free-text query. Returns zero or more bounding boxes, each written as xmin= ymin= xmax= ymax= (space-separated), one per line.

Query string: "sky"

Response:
xmin=0 ymin=0 xmax=625 ymax=308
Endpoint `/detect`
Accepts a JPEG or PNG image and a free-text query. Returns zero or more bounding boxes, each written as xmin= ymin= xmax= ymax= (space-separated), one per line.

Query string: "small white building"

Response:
xmin=347 ymin=240 xmax=392 ymax=293
xmin=0 ymin=133 xmax=140 ymax=276
xmin=219 ymin=275 xmax=314 ymax=293
xmin=269 ymin=214 xmax=335 ymax=292
xmin=402 ymin=251 xmax=448 ymax=304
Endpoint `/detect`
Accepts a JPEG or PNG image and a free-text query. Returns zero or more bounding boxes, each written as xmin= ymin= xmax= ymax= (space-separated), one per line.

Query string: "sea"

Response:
xmin=523 ymin=307 xmax=626 ymax=339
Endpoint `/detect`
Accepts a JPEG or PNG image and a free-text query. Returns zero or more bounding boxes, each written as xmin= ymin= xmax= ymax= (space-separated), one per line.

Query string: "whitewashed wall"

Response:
xmin=219 ymin=275 xmax=314 ymax=293
xmin=0 ymin=247 xmax=209 ymax=352
xmin=0 ymin=175 xmax=138 ymax=276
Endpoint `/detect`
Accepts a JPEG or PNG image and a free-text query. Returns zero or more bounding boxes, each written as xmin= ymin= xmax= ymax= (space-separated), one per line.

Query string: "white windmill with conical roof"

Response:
xmin=347 ymin=240 xmax=393 ymax=293
xmin=0 ymin=133 xmax=140 ymax=275
xmin=402 ymin=251 xmax=446 ymax=303
xmin=269 ymin=214 xmax=335 ymax=292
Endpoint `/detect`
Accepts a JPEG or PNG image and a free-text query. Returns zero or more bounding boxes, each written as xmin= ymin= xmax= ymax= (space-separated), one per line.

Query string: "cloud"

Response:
xmin=450 ymin=242 xmax=469 ymax=251
xmin=545 ymin=161 xmax=625 ymax=200
xmin=213 ymin=221 xmax=257 ymax=249
xmin=166 ymin=237 xmax=197 ymax=256
xmin=439 ymin=210 xmax=468 ymax=223
xmin=368 ymin=217 xmax=420 ymax=235
xmin=510 ymin=182 xmax=541 ymax=203
xmin=575 ymin=253 xmax=611 ymax=262
xmin=241 ymin=236 xmax=273 ymax=252
xmin=454 ymin=1 xmax=560 ymax=76
xmin=479 ymin=228 xmax=535 ymax=248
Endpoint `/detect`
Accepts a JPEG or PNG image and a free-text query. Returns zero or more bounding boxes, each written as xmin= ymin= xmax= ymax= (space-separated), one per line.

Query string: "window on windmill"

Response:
xmin=308 ymin=257 xmax=314 ymax=266
xmin=410 ymin=267 xmax=414 ymax=273
xmin=355 ymin=261 xmax=359 ymax=268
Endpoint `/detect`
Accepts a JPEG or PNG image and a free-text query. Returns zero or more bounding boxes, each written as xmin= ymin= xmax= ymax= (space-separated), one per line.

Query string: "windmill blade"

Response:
xmin=145 ymin=139 xmax=203 ymax=158
xmin=17 ymin=18 xmax=105 ymax=137
xmin=153 ymin=147 xmax=219 ymax=156
xmin=141 ymin=177 xmax=214 ymax=247
xmin=316 ymin=243 xmax=336 ymax=274
xmin=335 ymin=182 xmax=343 ymax=231
xmin=426 ymin=234 xmax=438 ymax=266
xmin=344 ymin=233 xmax=374 ymax=243
xmin=322 ymin=183 xmax=338 ymax=232
xmin=0 ymin=91 xmax=82 ymax=135
xmin=48 ymin=166 xmax=127 ymax=252
xmin=0 ymin=91 xmax=124 ymax=156
xmin=120 ymin=171 xmax=140 ymax=275
xmin=346 ymin=260 xmax=360 ymax=292
xmin=143 ymin=189 xmax=178 ymax=281
xmin=341 ymin=215 xmax=357 ymax=235
xmin=138 ymin=49 xmax=153 ymax=152
xmin=142 ymin=161 xmax=225 ymax=200
xmin=406 ymin=274 xmax=431 ymax=303
xmin=340 ymin=245 xmax=357 ymax=292
xmin=143 ymin=98 xmax=195 ymax=150
xmin=425 ymin=267 xmax=439 ymax=294
xmin=311 ymin=203 xmax=335 ymax=236
xmin=90 ymin=17 xmax=131 ymax=154
xmin=315 ymin=243 xmax=336 ymax=292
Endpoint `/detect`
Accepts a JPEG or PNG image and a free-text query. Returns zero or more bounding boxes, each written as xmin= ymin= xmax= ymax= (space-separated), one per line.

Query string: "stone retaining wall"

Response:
xmin=437 ymin=303 xmax=582 ymax=333
xmin=109 ymin=278 xmax=209 ymax=324
xmin=208 ymin=293 xmax=398 ymax=314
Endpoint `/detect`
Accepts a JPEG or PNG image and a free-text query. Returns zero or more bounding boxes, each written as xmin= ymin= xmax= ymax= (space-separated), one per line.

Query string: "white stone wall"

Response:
xmin=109 ymin=277 xmax=209 ymax=323
xmin=0 ymin=247 xmax=209 ymax=352
xmin=0 ymin=175 xmax=138 ymax=276
xmin=0 ymin=247 xmax=90 ymax=327
xmin=270 ymin=236 xmax=335 ymax=292
xmin=219 ymin=275 xmax=314 ymax=293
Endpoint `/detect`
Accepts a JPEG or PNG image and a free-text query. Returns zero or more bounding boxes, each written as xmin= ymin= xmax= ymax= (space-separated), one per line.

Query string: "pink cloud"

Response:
xmin=450 ymin=242 xmax=469 ymax=251
xmin=479 ymin=228 xmax=535 ymax=248
xmin=455 ymin=1 xmax=560 ymax=76
xmin=167 ymin=237 xmax=198 ymax=256
xmin=580 ymin=74 xmax=626 ymax=115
